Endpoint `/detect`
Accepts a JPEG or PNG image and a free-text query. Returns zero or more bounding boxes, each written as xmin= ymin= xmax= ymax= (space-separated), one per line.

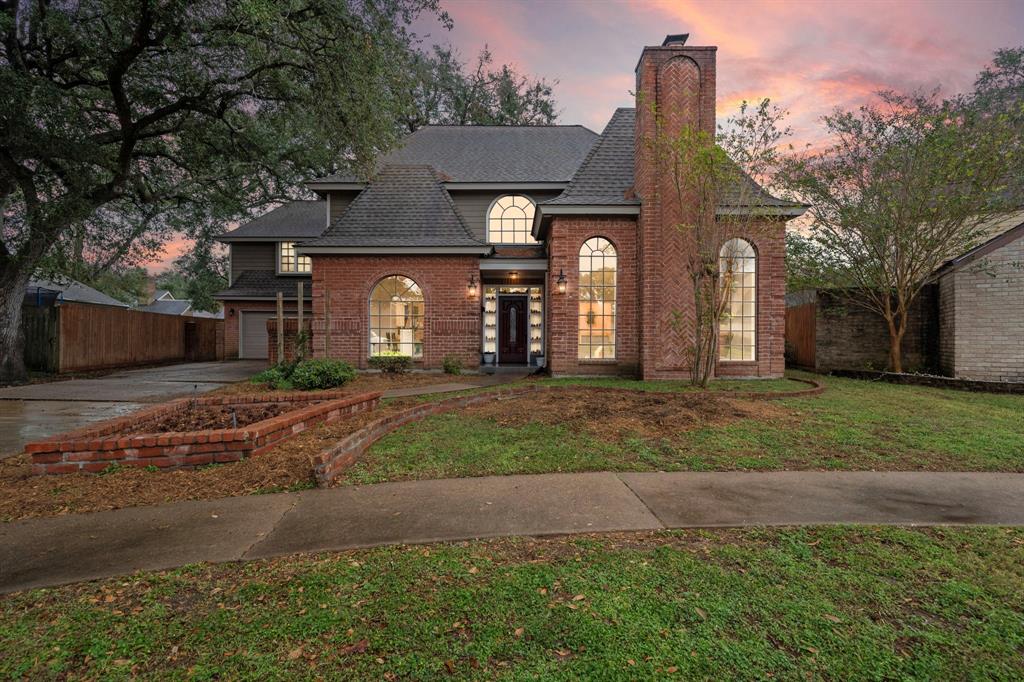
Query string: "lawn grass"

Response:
xmin=346 ymin=372 xmax=1024 ymax=484
xmin=538 ymin=375 xmax=810 ymax=393
xmin=2 ymin=527 xmax=1022 ymax=680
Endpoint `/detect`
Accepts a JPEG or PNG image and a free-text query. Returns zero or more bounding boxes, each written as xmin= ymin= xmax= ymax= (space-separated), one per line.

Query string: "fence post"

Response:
xmin=297 ymin=281 xmax=304 ymax=357
xmin=276 ymin=292 xmax=284 ymax=363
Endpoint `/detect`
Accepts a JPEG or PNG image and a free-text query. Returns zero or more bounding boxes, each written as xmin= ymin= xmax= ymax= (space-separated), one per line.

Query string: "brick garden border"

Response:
xmin=829 ymin=369 xmax=1024 ymax=395
xmin=309 ymin=377 xmax=825 ymax=486
xmin=26 ymin=391 xmax=382 ymax=475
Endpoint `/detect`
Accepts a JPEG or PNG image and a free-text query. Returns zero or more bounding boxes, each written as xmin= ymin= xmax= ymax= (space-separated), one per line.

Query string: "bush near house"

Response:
xmin=251 ymin=359 xmax=356 ymax=391
xmin=442 ymin=354 xmax=463 ymax=375
xmin=369 ymin=352 xmax=413 ymax=374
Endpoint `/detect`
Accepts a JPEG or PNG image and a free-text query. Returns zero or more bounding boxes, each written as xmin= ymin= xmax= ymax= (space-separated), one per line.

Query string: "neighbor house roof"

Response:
xmin=309 ymin=125 xmax=599 ymax=186
xmin=26 ymin=276 xmax=130 ymax=308
xmin=152 ymin=289 xmax=174 ymax=301
xmin=140 ymin=299 xmax=192 ymax=316
xmin=300 ymin=165 xmax=491 ymax=254
xmin=215 ymin=270 xmax=313 ymax=300
xmin=217 ymin=201 xmax=325 ymax=241
xmin=932 ymin=209 xmax=1024 ymax=278
xmin=544 ymin=108 xmax=639 ymax=207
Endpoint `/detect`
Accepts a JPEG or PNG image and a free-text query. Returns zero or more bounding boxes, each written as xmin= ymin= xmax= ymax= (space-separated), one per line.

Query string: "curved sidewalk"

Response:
xmin=3 ymin=470 xmax=1024 ymax=593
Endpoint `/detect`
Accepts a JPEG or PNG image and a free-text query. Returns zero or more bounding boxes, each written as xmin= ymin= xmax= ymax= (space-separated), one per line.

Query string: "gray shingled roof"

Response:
xmin=301 ymin=165 xmax=489 ymax=250
xmin=545 ymin=108 xmax=639 ymax=206
xmin=218 ymin=201 xmax=325 ymax=240
xmin=140 ymin=299 xmax=192 ymax=316
xmin=26 ymin=276 xmax=130 ymax=308
xmin=312 ymin=126 xmax=598 ymax=184
xmin=214 ymin=271 xmax=313 ymax=300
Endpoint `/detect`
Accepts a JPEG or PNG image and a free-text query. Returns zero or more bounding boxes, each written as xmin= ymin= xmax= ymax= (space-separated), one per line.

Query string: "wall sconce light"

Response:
xmin=228 ymin=307 xmax=235 ymax=317
xmin=556 ymin=269 xmax=567 ymax=294
xmin=509 ymin=271 xmax=519 ymax=282
xmin=468 ymin=273 xmax=478 ymax=296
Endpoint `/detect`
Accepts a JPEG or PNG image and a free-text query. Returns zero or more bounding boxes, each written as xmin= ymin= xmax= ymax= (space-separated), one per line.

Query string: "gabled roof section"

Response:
xmin=139 ymin=299 xmax=192 ymax=316
xmin=545 ymin=108 xmax=639 ymax=207
xmin=300 ymin=165 xmax=491 ymax=254
xmin=26 ymin=276 xmax=130 ymax=308
xmin=933 ymin=209 xmax=1024 ymax=278
xmin=310 ymin=125 xmax=599 ymax=185
xmin=217 ymin=201 xmax=325 ymax=241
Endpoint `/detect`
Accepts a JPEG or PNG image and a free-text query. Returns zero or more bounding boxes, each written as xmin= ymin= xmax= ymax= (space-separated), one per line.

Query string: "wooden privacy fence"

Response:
xmin=23 ymin=302 xmax=224 ymax=373
xmin=784 ymin=302 xmax=816 ymax=369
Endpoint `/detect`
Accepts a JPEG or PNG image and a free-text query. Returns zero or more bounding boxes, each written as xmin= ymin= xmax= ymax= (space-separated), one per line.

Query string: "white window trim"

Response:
xmin=486 ymin=194 xmax=540 ymax=246
xmin=718 ymin=238 xmax=757 ymax=363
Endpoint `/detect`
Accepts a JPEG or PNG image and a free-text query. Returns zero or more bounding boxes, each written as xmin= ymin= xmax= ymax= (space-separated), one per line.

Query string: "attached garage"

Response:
xmin=239 ymin=311 xmax=274 ymax=359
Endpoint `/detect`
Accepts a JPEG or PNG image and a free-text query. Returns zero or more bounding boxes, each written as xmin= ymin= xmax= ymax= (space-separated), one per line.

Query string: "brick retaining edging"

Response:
xmin=829 ymin=369 xmax=1024 ymax=395
xmin=26 ymin=391 xmax=382 ymax=475
xmin=310 ymin=378 xmax=825 ymax=486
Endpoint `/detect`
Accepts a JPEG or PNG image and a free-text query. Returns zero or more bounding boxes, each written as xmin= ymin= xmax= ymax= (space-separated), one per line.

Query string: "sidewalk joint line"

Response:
xmin=240 ymin=497 xmax=300 ymax=560
xmin=614 ymin=473 xmax=668 ymax=529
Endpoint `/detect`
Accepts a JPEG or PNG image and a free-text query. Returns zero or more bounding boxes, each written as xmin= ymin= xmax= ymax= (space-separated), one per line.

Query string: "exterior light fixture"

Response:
xmin=468 ymin=273 xmax=478 ymax=296
xmin=556 ymin=269 xmax=567 ymax=294
xmin=509 ymin=271 xmax=519 ymax=282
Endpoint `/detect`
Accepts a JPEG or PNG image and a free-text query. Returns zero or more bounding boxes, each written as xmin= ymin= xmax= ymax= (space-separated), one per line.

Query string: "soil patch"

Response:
xmin=126 ymin=401 xmax=317 ymax=435
xmin=463 ymin=388 xmax=786 ymax=442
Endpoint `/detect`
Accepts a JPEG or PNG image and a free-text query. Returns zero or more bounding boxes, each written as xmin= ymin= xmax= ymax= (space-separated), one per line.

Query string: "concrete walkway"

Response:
xmin=3 ymin=471 xmax=1023 ymax=593
xmin=0 ymin=361 xmax=265 ymax=457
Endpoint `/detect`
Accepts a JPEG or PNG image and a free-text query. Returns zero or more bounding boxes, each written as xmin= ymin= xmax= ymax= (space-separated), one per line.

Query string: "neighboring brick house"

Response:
xmin=217 ymin=35 xmax=804 ymax=378
xmin=786 ymin=210 xmax=1024 ymax=381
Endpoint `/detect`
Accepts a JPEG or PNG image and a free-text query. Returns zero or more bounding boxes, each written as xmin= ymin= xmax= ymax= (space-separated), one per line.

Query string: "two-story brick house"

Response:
xmin=216 ymin=35 xmax=805 ymax=378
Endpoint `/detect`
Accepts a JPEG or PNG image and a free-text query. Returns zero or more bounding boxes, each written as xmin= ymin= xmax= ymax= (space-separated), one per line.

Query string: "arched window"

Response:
xmin=578 ymin=237 xmax=616 ymax=359
xmin=487 ymin=195 xmax=537 ymax=244
xmin=719 ymin=239 xmax=756 ymax=361
xmin=369 ymin=276 xmax=424 ymax=358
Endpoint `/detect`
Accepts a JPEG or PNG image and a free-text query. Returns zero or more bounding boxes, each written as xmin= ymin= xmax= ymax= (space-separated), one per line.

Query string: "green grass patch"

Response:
xmin=2 ymin=527 xmax=1022 ymax=680
xmin=353 ymin=372 xmax=1024 ymax=482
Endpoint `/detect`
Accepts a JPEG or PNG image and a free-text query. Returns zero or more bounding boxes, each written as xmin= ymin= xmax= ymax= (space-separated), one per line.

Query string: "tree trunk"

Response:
xmin=0 ymin=268 xmax=32 ymax=385
xmin=886 ymin=315 xmax=906 ymax=374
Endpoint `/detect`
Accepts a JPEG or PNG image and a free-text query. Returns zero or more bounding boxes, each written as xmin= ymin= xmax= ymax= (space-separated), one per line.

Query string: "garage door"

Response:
xmin=240 ymin=312 xmax=274 ymax=359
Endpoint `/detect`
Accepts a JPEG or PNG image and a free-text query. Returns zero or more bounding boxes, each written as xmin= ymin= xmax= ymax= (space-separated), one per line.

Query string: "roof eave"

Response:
xmin=715 ymin=205 xmax=809 ymax=218
xmin=532 ymin=203 xmax=641 ymax=238
xmin=297 ymin=245 xmax=494 ymax=256
xmin=304 ymin=181 xmax=367 ymax=191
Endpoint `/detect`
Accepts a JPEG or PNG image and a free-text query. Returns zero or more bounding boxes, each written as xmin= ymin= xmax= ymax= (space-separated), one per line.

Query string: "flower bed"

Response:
xmin=25 ymin=391 xmax=382 ymax=476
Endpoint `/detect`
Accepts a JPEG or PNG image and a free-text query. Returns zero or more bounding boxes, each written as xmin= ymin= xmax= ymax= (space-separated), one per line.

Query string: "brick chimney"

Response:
xmin=634 ymin=35 xmax=717 ymax=379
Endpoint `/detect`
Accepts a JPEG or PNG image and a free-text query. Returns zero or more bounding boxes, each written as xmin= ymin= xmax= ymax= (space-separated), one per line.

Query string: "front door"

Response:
xmin=499 ymin=296 xmax=528 ymax=364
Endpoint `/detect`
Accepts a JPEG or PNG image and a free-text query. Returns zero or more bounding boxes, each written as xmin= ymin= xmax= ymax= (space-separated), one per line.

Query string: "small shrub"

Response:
xmin=368 ymin=353 xmax=412 ymax=374
xmin=250 ymin=365 xmax=286 ymax=386
xmin=290 ymin=359 xmax=356 ymax=390
xmin=442 ymin=354 xmax=462 ymax=375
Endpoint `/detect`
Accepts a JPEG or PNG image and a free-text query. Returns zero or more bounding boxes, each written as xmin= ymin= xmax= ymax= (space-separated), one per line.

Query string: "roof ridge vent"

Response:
xmin=662 ymin=33 xmax=689 ymax=46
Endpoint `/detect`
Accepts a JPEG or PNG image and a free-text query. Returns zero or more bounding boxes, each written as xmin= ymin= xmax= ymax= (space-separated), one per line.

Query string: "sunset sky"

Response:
xmin=149 ymin=0 xmax=1023 ymax=271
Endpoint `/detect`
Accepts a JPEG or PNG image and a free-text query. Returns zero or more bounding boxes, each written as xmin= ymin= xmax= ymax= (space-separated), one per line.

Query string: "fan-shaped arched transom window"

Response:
xmin=369 ymin=276 xmax=424 ymax=358
xmin=487 ymin=195 xmax=537 ymax=244
xmin=719 ymin=239 xmax=756 ymax=361
xmin=578 ymin=237 xmax=616 ymax=360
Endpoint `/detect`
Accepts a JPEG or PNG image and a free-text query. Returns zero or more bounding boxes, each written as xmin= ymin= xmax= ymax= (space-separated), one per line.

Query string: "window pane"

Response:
xmin=369 ymin=275 xmax=424 ymax=359
xmin=718 ymin=239 xmax=756 ymax=362
xmin=578 ymin=237 xmax=617 ymax=360
xmin=488 ymin=195 xmax=539 ymax=245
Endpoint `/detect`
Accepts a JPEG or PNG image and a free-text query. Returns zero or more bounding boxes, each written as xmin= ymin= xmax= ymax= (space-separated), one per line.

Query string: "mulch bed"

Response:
xmin=213 ymin=372 xmax=476 ymax=399
xmin=125 ymin=401 xmax=318 ymax=435
xmin=463 ymin=388 xmax=785 ymax=442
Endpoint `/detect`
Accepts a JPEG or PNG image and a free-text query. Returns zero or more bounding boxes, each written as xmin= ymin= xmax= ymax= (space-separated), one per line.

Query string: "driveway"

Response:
xmin=0 ymin=360 xmax=264 ymax=457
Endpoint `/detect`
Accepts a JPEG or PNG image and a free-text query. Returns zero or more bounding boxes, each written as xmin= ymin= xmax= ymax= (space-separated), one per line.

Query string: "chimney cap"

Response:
xmin=662 ymin=33 xmax=689 ymax=46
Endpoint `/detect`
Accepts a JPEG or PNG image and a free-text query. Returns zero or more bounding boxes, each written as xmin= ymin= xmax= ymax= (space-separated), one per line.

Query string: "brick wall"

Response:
xmin=812 ymin=288 xmax=937 ymax=372
xmin=940 ymin=236 xmax=1024 ymax=381
xmin=267 ymin=318 xmax=313 ymax=365
xmin=311 ymin=255 xmax=481 ymax=370
xmin=546 ymin=216 xmax=639 ymax=375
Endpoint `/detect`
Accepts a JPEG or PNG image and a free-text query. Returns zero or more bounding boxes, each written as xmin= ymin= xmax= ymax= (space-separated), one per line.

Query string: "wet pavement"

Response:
xmin=0 ymin=361 xmax=264 ymax=457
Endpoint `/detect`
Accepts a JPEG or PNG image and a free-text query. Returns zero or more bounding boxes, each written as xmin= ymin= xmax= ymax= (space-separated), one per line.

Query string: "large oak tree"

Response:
xmin=0 ymin=0 xmax=447 ymax=383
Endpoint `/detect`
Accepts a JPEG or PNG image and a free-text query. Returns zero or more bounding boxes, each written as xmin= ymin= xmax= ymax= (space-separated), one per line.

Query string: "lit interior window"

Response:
xmin=279 ymin=242 xmax=311 ymax=273
xmin=488 ymin=195 xmax=537 ymax=244
xmin=578 ymin=237 xmax=616 ymax=360
xmin=719 ymin=238 xmax=756 ymax=361
xmin=369 ymin=275 xmax=424 ymax=358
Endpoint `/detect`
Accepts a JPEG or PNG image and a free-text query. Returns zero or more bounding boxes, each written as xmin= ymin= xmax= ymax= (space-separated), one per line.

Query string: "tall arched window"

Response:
xmin=719 ymin=239 xmax=756 ymax=361
xmin=369 ymin=276 xmax=424 ymax=358
xmin=487 ymin=195 xmax=537 ymax=244
xmin=578 ymin=237 xmax=617 ymax=359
